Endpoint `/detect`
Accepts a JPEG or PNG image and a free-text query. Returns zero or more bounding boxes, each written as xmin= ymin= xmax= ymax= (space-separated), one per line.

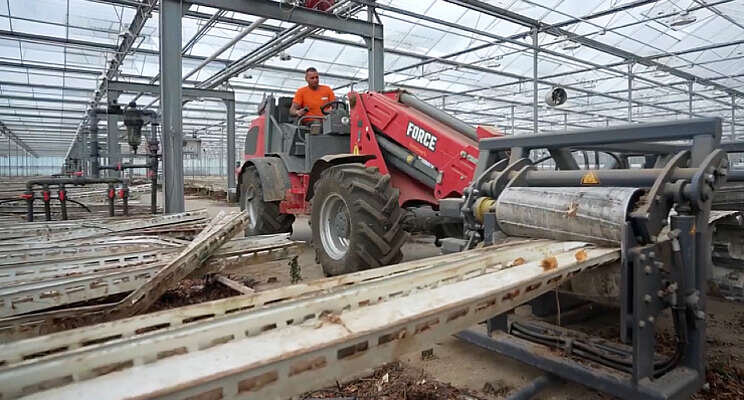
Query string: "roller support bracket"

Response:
xmin=463 ymin=158 xmax=528 ymax=237
xmin=629 ymin=151 xmax=690 ymax=244
xmin=480 ymin=158 xmax=531 ymax=198
xmin=684 ymin=149 xmax=728 ymax=212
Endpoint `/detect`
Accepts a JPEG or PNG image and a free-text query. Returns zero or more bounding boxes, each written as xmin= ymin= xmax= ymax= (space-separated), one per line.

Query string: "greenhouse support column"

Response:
xmin=366 ymin=1 xmax=384 ymax=91
xmin=108 ymin=91 xmax=122 ymax=177
xmin=510 ymin=105 xmax=515 ymax=135
xmin=160 ymin=0 xmax=184 ymax=213
xmin=80 ymin=130 xmax=88 ymax=175
xmin=225 ymin=99 xmax=236 ymax=202
xmin=733 ymin=94 xmax=737 ymax=142
xmin=627 ymin=63 xmax=633 ymax=123
xmin=220 ymin=128 xmax=224 ymax=180
xmin=88 ymin=109 xmax=100 ymax=177
xmin=688 ymin=81 xmax=694 ymax=117
xmin=532 ymin=28 xmax=538 ymax=134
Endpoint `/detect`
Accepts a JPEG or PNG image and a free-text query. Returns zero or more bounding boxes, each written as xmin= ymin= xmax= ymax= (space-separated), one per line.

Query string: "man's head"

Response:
xmin=305 ymin=67 xmax=319 ymax=90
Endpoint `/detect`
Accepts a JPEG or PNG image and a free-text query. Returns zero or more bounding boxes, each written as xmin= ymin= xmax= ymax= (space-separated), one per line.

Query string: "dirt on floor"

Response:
xmin=690 ymin=305 xmax=744 ymax=400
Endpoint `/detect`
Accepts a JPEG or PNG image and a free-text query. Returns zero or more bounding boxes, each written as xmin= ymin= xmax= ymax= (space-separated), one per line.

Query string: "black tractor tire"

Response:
xmin=311 ymin=164 xmax=408 ymax=276
xmin=240 ymin=166 xmax=295 ymax=236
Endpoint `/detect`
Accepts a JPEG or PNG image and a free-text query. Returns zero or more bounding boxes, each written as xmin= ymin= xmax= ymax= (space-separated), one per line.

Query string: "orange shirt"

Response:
xmin=292 ymin=85 xmax=335 ymax=117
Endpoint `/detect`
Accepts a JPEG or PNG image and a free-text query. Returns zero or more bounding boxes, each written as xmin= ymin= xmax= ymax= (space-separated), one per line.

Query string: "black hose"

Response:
xmin=509 ymin=321 xmax=682 ymax=377
xmin=64 ymin=198 xmax=92 ymax=213
xmin=0 ymin=199 xmax=24 ymax=205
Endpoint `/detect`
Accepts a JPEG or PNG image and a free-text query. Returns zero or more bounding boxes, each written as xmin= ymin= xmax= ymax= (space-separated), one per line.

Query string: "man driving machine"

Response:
xmin=290 ymin=67 xmax=336 ymax=123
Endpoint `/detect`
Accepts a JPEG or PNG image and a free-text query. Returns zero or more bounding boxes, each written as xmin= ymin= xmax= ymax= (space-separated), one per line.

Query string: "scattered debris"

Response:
xmin=303 ymin=362 xmax=487 ymax=400
xmin=482 ymin=380 xmax=511 ymax=397
xmin=290 ymin=255 xmax=302 ymax=283
xmin=148 ymin=278 xmax=243 ymax=312
xmin=692 ymin=361 xmax=744 ymax=400
xmin=211 ymin=274 xmax=256 ymax=295
xmin=566 ymin=202 xmax=579 ymax=217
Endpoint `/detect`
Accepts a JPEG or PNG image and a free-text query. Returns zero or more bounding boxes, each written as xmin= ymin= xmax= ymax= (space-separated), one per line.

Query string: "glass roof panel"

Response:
xmin=0 ymin=0 xmax=741 ymax=157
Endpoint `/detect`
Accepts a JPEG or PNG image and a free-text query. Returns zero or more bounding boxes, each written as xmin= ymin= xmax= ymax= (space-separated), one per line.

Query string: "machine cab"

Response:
xmin=246 ymin=95 xmax=351 ymax=173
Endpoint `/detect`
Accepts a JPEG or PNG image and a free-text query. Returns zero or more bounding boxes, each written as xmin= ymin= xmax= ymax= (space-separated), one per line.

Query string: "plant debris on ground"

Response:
xmin=147 ymin=275 xmax=256 ymax=312
xmin=301 ymin=361 xmax=487 ymax=400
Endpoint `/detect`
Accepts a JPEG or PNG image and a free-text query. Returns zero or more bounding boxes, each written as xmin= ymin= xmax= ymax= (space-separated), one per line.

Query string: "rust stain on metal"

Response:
xmin=541 ymin=256 xmax=558 ymax=271
xmin=502 ymin=289 xmax=521 ymax=301
xmin=574 ymin=249 xmax=588 ymax=262
xmin=318 ymin=311 xmax=352 ymax=333
xmin=510 ymin=257 xmax=525 ymax=267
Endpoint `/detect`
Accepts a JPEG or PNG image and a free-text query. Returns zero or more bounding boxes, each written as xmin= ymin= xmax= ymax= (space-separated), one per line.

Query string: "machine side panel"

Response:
xmin=352 ymin=91 xmax=485 ymax=201
xmin=389 ymin=167 xmax=437 ymax=207
xmin=243 ymin=115 xmax=266 ymax=160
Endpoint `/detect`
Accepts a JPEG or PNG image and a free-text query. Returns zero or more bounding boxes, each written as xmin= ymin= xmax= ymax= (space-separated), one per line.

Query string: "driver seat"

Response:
xmin=289 ymin=125 xmax=307 ymax=156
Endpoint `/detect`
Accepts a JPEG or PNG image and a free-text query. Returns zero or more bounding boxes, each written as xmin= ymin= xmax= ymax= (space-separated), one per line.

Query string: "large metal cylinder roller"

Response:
xmin=494 ymin=187 xmax=643 ymax=246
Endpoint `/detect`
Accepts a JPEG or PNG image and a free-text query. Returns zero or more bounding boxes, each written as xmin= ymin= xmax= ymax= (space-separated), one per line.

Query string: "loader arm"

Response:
xmin=347 ymin=90 xmax=501 ymax=206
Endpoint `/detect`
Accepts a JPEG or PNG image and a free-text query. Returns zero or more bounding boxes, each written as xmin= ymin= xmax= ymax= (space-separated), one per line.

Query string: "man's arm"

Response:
xmin=290 ymin=89 xmax=307 ymax=117
xmin=289 ymin=102 xmax=308 ymax=118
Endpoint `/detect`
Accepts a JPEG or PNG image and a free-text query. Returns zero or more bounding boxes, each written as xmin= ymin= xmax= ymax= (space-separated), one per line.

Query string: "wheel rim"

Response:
xmin=319 ymin=193 xmax=350 ymax=260
xmin=244 ymin=187 xmax=257 ymax=230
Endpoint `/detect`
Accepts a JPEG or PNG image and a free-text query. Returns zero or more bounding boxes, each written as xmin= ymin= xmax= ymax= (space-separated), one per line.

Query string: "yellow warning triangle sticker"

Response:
xmin=581 ymin=171 xmax=600 ymax=185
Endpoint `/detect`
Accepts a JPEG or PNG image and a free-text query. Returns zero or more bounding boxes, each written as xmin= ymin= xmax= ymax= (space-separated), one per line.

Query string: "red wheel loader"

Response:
xmin=237 ymin=90 xmax=502 ymax=275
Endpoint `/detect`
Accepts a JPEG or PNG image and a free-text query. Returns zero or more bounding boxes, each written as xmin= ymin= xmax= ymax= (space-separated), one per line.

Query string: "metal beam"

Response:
xmin=0 ymin=97 xmax=258 ymax=116
xmin=532 ymin=28 xmax=538 ymax=134
xmin=0 ymin=31 xmax=735 ymax=119
xmin=190 ymin=0 xmax=381 ymax=38
xmin=107 ymin=90 xmax=121 ymax=176
xmin=160 ymin=0 xmax=185 ymax=213
xmin=628 ymin=63 xmax=633 ymax=122
xmin=225 ymin=100 xmax=236 ymax=199
xmin=365 ymin=2 xmax=384 ymax=91
xmin=197 ymin=2 xmax=366 ymax=89
xmin=65 ymin=0 xmax=157 ymax=167
xmin=478 ymin=118 xmax=722 ymax=151
xmin=0 ymin=121 xmax=38 ymax=158
xmin=445 ymin=0 xmax=744 ymax=98
xmin=0 ymin=241 xmax=618 ymax=399
xmin=350 ymin=1 xmax=715 ymax=121
xmin=107 ymin=81 xmax=235 ymax=101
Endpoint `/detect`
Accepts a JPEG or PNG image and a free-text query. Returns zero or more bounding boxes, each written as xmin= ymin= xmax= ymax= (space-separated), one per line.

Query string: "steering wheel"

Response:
xmin=320 ymin=100 xmax=348 ymax=115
